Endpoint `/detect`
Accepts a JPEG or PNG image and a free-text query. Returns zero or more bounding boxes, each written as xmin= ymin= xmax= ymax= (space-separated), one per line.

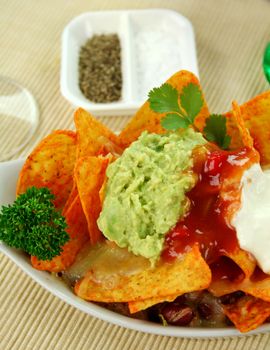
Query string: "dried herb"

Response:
xmin=79 ymin=34 xmax=122 ymax=103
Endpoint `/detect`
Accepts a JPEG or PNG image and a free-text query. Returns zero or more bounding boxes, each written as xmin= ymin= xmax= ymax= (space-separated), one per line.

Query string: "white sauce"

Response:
xmin=232 ymin=164 xmax=270 ymax=273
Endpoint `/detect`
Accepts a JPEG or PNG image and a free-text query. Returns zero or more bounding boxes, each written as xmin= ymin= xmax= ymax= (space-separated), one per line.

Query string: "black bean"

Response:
xmin=174 ymin=294 xmax=188 ymax=304
xmin=197 ymin=302 xmax=212 ymax=320
xmin=161 ymin=304 xmax=194 ymax=326
xmin=220 ymin=291 xmax=245 ymax=305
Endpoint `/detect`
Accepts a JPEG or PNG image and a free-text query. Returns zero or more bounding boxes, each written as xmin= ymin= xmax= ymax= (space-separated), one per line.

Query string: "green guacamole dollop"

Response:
xmin=97 ymin=128 xmax=206 ymax=263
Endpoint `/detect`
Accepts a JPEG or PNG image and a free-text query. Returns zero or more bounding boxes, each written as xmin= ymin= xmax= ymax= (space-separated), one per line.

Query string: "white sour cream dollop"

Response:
xmin=232 ymin=163 xmax=270 ymax=273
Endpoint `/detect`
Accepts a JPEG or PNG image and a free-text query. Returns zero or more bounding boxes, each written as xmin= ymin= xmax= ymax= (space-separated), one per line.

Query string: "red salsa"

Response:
xmin=162 ymin=146 xmax=259 ymax=265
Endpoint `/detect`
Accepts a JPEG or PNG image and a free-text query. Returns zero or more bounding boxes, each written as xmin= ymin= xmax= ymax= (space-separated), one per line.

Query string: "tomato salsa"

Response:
xmin=162 ymin=147 xmax=259 ymax=266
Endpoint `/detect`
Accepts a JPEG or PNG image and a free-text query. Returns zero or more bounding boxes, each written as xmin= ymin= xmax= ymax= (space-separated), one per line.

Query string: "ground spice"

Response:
xmin=79 ymin=34 xmax=122 ymax=103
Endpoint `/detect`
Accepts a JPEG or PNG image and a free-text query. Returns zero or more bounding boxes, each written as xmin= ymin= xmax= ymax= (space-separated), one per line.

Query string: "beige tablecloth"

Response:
xmin=0 ymin=0 xmax=270 ymax=349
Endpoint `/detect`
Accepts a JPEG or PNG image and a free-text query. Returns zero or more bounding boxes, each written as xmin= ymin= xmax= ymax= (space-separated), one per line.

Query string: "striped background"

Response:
xmin=0 ymin=0 xmax=270 ymax=349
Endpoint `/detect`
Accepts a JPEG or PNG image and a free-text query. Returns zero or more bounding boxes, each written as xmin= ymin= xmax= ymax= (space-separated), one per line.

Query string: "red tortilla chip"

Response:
xmin=17 ymin=130 xmax=77 ymax=210
xmin=223 ymin=295 xmax=270 ymax=333
xmin=31 ymin=194 xmax=89 ymax=272
xmin=74 ymin=156 xmax=110 ymax=245
xmin=118 ymin=70 xmax=210 ymax=148
xmin=74 ymin=245 xmax=211 ymax=303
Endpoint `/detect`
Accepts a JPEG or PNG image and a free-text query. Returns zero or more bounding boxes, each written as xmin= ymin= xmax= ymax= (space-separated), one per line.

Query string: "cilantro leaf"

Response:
xmin=180 ymin=84 xmax=203 ymax=123
xmin=161 ymin=114 xmax=190 ymax=130
xmin=148 ymin=84 xmax=181 ymax=114
xmin=203 ymin=114 xmax=231 ymax=149
xmin=148 ymin=81 xmax=231 ymax=149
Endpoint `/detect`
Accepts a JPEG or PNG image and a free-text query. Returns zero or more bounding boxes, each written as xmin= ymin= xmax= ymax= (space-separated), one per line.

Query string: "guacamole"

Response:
xmin=97 ymin=128 xmax=206 ymax=263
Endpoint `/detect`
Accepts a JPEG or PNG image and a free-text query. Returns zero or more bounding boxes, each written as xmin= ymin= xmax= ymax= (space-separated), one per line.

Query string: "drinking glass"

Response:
xmin=0 ymin=76 xmax=39 ymax=161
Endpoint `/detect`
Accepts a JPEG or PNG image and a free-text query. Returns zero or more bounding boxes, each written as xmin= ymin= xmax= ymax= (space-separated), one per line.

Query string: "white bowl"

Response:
xmin=60 ymin=9 xmax=199 ymax=116
xmin=1 ymin=158 xmax=270 ymax=338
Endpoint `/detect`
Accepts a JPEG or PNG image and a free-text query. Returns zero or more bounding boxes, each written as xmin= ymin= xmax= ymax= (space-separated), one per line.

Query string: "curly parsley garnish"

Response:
xmin=0 ymin=187 xmax=69 ymax=261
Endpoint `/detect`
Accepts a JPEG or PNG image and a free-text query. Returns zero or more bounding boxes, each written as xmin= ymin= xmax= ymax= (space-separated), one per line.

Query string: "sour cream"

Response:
xmin=232 ymin=163 xmax=270 ymax=273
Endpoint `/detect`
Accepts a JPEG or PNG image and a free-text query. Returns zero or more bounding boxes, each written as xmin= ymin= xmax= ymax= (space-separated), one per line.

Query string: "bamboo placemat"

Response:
xmin=0 ymin=0 xmax=269 ymax=349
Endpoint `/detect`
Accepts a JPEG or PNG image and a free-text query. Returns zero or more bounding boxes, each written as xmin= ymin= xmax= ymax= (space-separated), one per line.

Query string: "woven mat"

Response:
xmin=0 ymin=0 xmax=270 ymax=349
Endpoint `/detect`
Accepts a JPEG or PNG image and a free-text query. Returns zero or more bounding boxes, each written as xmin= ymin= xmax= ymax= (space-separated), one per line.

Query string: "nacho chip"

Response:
xmin=231 ymin=101 xmax=253 ymax=149
xmin=74 ymin=108 xmax=121 ymax=158
xmin=74 ymin=245 xmax=211 ymax=303
xmin=208 ymin=279 xmax=239 ymax=297
xmin=240 ymin=272 xmax=270 ymax=303
xmin=209 ymin=265 xmax=270 ymax=301
xmin=75 ymin=156 xmax=110 ymax=245
xmin=32 ymin=194 xmax=89 ymax=272
xmin=128 ymin=294 xmax=178 ymax=314
xmin=209 ymin=248 xmax=256 ymax=298
xmin=62 ymin=183 xmax=78 ymax=216
xmin=224 ymin=248 xmax=256 ymax=280
xmin=17 ymin=130 xmax=76 ymax=210
xmin=197 ymin=91 xmax=270 ymax=161
xmin=223 ymin=295 xmax=270 ymax=333
xmin=118 ymin=70 xmax=210 ymax=148
xmin=239 ymin=91 xmax=270 ymax=166
xmin=226 ymin=91 xmax=270 ymax=164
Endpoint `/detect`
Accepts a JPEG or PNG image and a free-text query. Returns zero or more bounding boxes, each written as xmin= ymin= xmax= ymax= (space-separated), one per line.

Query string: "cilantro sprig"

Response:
xmin=204 ymin=114 xmax=231 ymax=149
xmin=0 ymin=187 xmax=69 ymax=261
xmin=148 ymin=83 xmax=231 ymax=150
xmin=149 ymin=83 xmax=203 ymax=130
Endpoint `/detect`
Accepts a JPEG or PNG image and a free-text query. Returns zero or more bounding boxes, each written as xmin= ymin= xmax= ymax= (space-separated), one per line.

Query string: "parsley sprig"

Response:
xmin=148 ymin=83 xmax=231 ymax=150
xmin=0 ymin=187 xmax=69 ymax=261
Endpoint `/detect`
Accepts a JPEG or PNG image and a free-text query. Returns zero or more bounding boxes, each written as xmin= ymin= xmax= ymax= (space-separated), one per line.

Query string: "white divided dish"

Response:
xmin=61 ymin=9 xmax=199 ymax=116
xmin=1 ymin=158 xmax=270 ymax=338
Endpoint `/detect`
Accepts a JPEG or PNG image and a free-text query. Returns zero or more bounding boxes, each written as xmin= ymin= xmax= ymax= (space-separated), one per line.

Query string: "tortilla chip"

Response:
xmin=31 ymin=194 xmax=89 ymax=272
xmin=17 ymin=130 xmax=77 ymax=210
xmin=208 ymin=279 xmax=239 ymax=297
xmin=226 ymin=91 xmax=270 ymax=164
xmin=118 ymin=70 xmax=210 ymax=148
xmin=223 ymin=295 xmax=270 ymax=333
xmin=231 ymin=101 xmax=253 ymax=148
xmin=128 ymin=294 xmax=178 ymax=314
xmin=224 ymin=248 xmax=256 ymax=280
xmin=209 ymin=249 xmax=256 ymax=297
xmin=240 ymin=91 xmax=270 ymax=166
xmin=196 ymin=90 xmax=270 ymax=162
xmin=74 ymin=108 xmax=121 ymax=158
xmin=209 ymin=265 xmax=270 ymax=301
xmin=62 ymin=183 xmax=78 ymax=216
xmin=75 ymin=156 xmax=110 ymax=245
xmin=208 ymin=248 xmax=256 ymax=297
xmin=239 ymin=273 xmax=270 ymax=303
xmin=74 ymin=245 xmax=211 ymax=303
